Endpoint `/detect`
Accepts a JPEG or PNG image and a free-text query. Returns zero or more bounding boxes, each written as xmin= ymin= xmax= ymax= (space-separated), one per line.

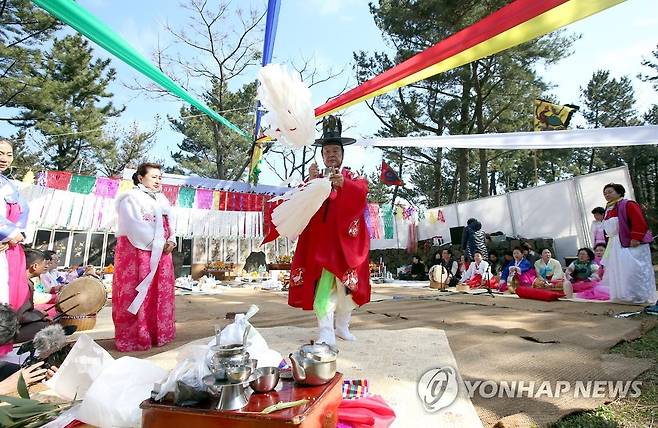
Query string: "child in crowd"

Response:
xmin=590 ymin=207 xmax=606 ymax=246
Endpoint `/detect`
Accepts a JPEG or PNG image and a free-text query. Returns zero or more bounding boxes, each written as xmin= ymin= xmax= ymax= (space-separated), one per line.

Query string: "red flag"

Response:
xmin=380 ymin=160 xmax=403 ymax=186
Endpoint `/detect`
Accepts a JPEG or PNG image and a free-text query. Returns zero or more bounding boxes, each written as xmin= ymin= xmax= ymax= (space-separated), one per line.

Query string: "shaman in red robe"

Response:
xmin=288 ymin=168 xmax=371 ymax=310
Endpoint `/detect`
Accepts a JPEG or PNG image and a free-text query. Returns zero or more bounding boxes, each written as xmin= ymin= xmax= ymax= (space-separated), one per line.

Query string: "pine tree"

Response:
xmin=170 ymin=80 xmax=256 ymax=180
xmin=356 ymin=0 xmax=576 ymax=204
xmin=10 ymin=34 xmax=123 ymax=171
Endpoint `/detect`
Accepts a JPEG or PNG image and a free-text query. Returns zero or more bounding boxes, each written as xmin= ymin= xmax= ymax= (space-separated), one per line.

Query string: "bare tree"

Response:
xmin=95 ymin=120 xmax=161 ymax=177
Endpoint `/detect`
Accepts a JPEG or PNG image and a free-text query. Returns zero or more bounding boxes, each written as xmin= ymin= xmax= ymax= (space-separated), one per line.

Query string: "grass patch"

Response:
xmin=551 ymin=321 xmax=658 ymax=428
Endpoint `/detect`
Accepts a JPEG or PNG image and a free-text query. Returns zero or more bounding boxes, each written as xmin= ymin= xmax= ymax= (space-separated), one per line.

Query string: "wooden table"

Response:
xmin=140 ymin=373 xmax=343 ymax=428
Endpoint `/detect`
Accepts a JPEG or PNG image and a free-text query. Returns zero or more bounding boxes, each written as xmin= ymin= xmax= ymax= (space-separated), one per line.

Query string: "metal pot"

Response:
xmin=288 ymin=342 xmax=338 ymax=386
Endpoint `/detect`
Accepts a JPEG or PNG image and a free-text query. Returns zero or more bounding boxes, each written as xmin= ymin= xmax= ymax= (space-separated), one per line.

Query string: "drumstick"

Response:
xmin=52 ymin=304 xmax=81 ymax=322
xmin=42 ymin=292 xmax=80 ymax=312
xmin=22 ymin=303 xmax=83 ymax=326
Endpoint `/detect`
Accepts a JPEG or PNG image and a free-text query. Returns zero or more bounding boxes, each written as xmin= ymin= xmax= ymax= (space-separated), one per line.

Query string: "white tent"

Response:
xmin=412 ymin=166 xmax=634 ymax=262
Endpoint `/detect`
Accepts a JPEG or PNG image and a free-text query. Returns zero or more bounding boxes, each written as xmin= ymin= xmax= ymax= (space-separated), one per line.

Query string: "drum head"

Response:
xmin=57 ymin=277 xmax=107 ymax=316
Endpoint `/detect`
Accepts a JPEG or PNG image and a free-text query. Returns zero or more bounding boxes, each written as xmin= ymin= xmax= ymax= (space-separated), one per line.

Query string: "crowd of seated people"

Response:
xmin=393 ymin=182 xmax=656 ymax=306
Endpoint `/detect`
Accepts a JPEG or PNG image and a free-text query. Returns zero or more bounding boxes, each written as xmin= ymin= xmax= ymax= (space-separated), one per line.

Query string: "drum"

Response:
xmin=428 ymin=265 xmax=449 ymax=290
xmin=56 ymin=276 xmax=107 ymax=317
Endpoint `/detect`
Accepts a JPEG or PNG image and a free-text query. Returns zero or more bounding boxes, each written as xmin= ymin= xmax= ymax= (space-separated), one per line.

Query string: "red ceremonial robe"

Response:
xmin=288 ymin=168 xmax=371 ymax=310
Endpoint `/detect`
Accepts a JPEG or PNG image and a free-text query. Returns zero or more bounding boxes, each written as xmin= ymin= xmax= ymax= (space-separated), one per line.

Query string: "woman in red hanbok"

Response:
xmin=112 ymin=163 xmax=176 ymax=352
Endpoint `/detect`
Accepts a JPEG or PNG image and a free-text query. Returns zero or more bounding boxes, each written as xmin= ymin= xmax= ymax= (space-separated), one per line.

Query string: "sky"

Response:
xmin=4 ymin=0 xmax=658 ymax=185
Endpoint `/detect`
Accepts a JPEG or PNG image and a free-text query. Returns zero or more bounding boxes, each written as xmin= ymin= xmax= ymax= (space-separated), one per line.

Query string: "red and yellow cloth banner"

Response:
xmin=314 ymin=0 xmax=624 ymax=117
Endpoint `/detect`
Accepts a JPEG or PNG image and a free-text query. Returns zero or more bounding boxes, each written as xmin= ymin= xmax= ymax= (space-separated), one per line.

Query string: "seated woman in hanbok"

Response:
xmin=460 ymin=251 xmax=497 ymax=288
xmin=563 ymin=248 xmax=609 ymax=300
xmin=499 ymin=247 xmax=536 ymax=292
xmin=533 ymin=249 xmax=565 ymax=290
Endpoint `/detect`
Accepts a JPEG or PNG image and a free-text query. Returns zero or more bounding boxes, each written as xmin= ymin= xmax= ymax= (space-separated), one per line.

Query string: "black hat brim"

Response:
xmin=312 ymin=137 xmax=356 ymax=147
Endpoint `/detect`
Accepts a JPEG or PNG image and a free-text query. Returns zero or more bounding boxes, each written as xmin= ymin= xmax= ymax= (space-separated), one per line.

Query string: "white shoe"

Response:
xmin=317 ymin=313 xmax=336 ymax=346
xmin=335 ymin=311 xmax=356 ymax=341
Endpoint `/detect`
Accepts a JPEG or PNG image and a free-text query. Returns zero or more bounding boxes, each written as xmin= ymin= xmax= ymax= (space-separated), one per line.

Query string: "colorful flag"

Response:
xmin=533 ymin=99 xmax=579 ymax=131
xmin=380 ymin=160 xmax=403 ymax=186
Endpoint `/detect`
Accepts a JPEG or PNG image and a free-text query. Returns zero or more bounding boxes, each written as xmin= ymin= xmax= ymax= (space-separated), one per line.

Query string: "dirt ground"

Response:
xmin=95 ymin=285 xmax=657 ymax=427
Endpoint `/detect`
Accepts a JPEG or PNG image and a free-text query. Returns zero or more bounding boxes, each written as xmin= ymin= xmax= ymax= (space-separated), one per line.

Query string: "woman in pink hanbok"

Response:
xmin=564 ymin=248 xmax=608 ymax=301
xmin=113 ymin=163 xmax=176 ymax=352
xmin=0 ymin=139 xmax=31 ymax=356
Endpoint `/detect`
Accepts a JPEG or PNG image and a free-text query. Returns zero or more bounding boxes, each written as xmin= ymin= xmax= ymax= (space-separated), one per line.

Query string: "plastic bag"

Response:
xmin=214 ymin=305 xmax=268 ymax=355
xmin=155 ymin=344 xmax=210 ymax=401
xmin=45 ymin=334 xmax=114 ymax=401
xmin=209 ymin=305 xmax=283 ymax=368
xmin=77 ymin=356 xmax=167 ymax=428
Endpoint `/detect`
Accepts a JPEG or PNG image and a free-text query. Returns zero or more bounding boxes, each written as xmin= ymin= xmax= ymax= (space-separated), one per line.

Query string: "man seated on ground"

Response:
xmin=428 ymin=249 xmax=461 ymax=288
xmin=399 ymin=256 xmax=427 ymax=280
xmin=16 ymin=249 xmax=51 ymax=343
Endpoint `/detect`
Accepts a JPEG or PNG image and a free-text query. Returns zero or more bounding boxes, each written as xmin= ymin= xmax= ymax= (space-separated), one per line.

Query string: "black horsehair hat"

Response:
xmin=313 ymin=115 xmax=356 ymax=147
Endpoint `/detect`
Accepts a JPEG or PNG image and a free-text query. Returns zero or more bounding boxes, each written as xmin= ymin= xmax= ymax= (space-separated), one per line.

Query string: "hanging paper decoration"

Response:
xmin=226 ymin=191 xmax=237 ymax=211
xmin=218 ymin=191 xmax=227 ymax=211
xmin=364 ymin=205 xmax=373 ymax=238
xmin=407 ymin=223 xmax=418 ymax=254
xmin=364 ymin=204 xmax=383 ymax=240
xmin=211 ymin=190 xmax=221 ymax=210
xmin=195 ymin=188 xmax=214 ymax=209
xmin=256 ymin=194 xmax=266 ymax=212
xmin=36 ymin=171 xmax=47 ymax=187
xmin=118 ymin=179 xmax=133 ymax=194
xmin=160 ymin=184 xmax=179 ymax=206
xmin=395 ymin=206 xmax=404 ymax=220
xmin=403 ymin=206 xmax=417 ymax=221
xmin=94 ymin=177 xmax=119 ymax=198
xmin=177 ymin=187 xmax=196 ymax=208
xmin=69 ymin=175 xmax=96 ymax=194
xmin=382 ymin=206 xmax=395 ymax=239
xmin=22 ymin=170 xmax=34 ymax=185
xmin=314 ymin=0 xmax=624 ymax=117
xmin=46 ymin=171 xmax=73 ymax=190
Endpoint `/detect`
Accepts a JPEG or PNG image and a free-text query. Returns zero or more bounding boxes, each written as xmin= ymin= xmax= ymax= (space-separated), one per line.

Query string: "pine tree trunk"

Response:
xmin=588 ymin=148 xmax=596 ymax=173
xmin=457 ymin=149 xmax=469 ymax=201
xmin=433 ymin=148 xmax=443 ymax=206
xmin=479 ymin=149 xmax=488 ymax=197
